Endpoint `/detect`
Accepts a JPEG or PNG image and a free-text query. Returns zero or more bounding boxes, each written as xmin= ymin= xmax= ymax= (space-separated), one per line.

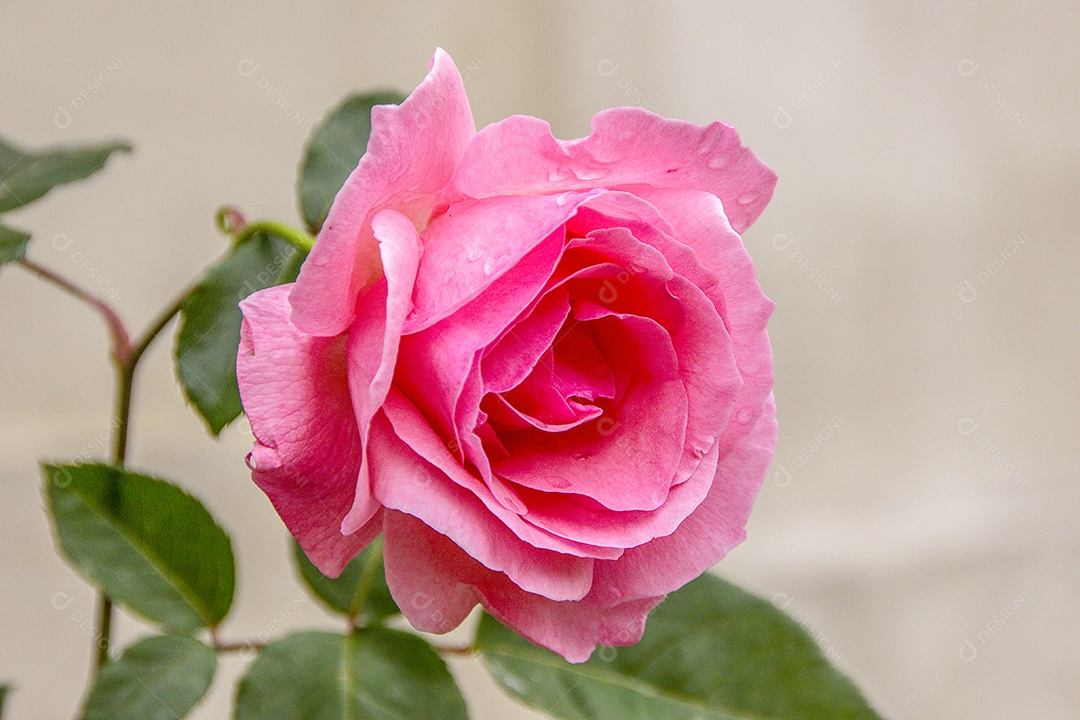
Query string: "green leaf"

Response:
xmin=477 ymin=573 xmax=885 ymax=720
xmin=235 ymin=629 xmax=467 ymax=720
xmin=43 ymin=463 xmax=235 ymax=632
xmin=175 ymin=232 xmax=300 ymax=435
xmin=0 ymin=223 xmax=30 ymax=266
xmin=297 ymin=91 xmax=406 ymax=233
xmin=0 ymin=683 xmax=10 ymax=719
xmin=0 ymin=136 xmax=130 ymax=213
xmin=80 ymin=635 xmax=216 ymax=720
xmin=291 ymin=537 xmax=399 ymax=623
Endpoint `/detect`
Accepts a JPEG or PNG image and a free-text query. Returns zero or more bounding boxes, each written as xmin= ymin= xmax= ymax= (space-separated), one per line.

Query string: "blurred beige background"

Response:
xmin=1 ymin=1 xmax=1077 ymax=718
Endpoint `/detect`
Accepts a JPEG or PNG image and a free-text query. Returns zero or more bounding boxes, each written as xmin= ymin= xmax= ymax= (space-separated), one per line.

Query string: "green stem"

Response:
xmin=233 ymin=220 xmax=314 ymax=253
xmin=93 ymin=278 xmax=200 ymax=675
xmin=346 ymin=536 xmax=385 ymax=625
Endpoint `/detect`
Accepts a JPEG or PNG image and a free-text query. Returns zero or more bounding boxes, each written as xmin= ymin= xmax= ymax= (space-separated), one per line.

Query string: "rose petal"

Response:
xmin=383 ymin=510 xmax=664 ymax=663
xmin=636 ymin=188 xmax=775 ymax=454
xmin=448 ymin=107 xmax=776 ymax=233
xmin=369 ymin=413 xmax=593 ymax=601
xmin=405 ymin=191 xmax=602 ymax=333
xmin=588 ymin=394 xmax=778 ymax=606
xmin=340 ymin=209 xmax=423 ymax=534
xmin=396 ymin=224 xmax=571 ymax=508
xmin=380 ymin=387 xmax=625 ymax=561
xmin=290 ymin=48 xmax=475 ymax=337
xmin=494 ymin=312 xmax=686 ymax=512
xmin=481 ymin=289 xmax=571 ymax=395
xmin=512 ymin=436 xmax=719 ymax=549
xmin=237 ymin=284 xmax=378 ymax=576
xmin=483 ymin=391 xmax=603 ymax=433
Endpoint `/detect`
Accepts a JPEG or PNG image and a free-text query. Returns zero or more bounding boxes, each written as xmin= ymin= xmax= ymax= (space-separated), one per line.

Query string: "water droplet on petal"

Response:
xmin=706 ymin=154 xmax=730 ymax=170
xmin=737 ymin=191 xmax=760 ymax=206
xmin=628 ymin=263 xmax=645 ymax=275
xmin=482 ymin=258 xmax=494 ymax=276
xmin=574 ymin=167 xmax=609 ymax=181
xmin=549 ymin=476 xmax=572 ymax=490
xmin=547 ymin=166 xmax=572 ymax=183
xmin=555 ymin=192 xmax=573 ymax=206
xmin=311 ymin=253 xmax=330 ymax=267
xmin=466 ymin=247 xmax=484 ymax=262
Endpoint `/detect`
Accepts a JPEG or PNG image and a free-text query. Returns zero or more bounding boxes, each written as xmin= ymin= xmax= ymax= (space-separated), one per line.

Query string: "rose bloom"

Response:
xmin=238 ymin=49 xmax=777 ymax=662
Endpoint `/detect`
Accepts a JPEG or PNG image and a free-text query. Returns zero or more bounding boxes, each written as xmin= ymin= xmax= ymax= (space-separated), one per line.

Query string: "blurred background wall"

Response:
xmin=1 ymin=1 xmax=1077 ymax=718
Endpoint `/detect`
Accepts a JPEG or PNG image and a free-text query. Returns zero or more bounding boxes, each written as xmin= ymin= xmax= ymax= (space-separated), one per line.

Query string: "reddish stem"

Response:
xmin=17 ymin=257 xmax=133 ymax=366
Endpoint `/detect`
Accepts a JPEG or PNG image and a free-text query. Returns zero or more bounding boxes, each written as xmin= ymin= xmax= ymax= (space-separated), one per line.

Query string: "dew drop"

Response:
xmin=549 ymin=476 xmax=572 ymax=490
xmin=706 ymin=154 xmax=730 ymax=170
xmin=466 ymin=247 xmax=484 ymax=262
xmin=628 ymin=263 xmax=645 ymax=275
xmin=311 ymin=253 xmax=330 ymax=267
xmin=555 ymin=192 xmax=573 ymax=207
xmin=574 ymin=167 xmax=609 ymax=181
xmin=482 ymin=258 xmax=494 ymax=276
xmin=737 ymin=191 xmax=760 ymax=206
xmin=547 ymin=167 xmax=572 ymax=183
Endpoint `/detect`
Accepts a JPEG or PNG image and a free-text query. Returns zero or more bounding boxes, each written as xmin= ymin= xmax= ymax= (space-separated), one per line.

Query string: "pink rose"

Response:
xmin=238 ymin=49 xmax=777 ymax=662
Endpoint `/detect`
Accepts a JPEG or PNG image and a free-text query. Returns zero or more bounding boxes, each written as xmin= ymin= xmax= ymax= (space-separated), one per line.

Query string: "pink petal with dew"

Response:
xmin=636 ymin=188 xmax=775 ymax=455
xmin=448 ymin=107 xmax=776 ymax=233
xmin=588 ymin=394 xmax=778 ymax=606
xmin=404 ymin=191 xmax=602 ymax=333
xmin=290 ymin=48 xmax=475 ymax=337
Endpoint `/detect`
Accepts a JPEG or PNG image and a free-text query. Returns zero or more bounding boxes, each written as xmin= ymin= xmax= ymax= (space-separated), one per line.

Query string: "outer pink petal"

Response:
xmin=237 ymin=284 xmax=379 ymax=576
xmin=448 ymin=107 xmax=776 ymax=233
xmin=340 ymin=210 xmax=423 ymax=534
xmin=290 ymin=48 xmax=475 ymax=337
xmin=382 ymin=510 xmax=664 ymax=663
xmin=368 ymin=411 xmax=592 ymax=601
xmin=637 ymin=188 xmax=775 ymax=455
xmin=588 ymin=394 xmax=778 ymax=606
